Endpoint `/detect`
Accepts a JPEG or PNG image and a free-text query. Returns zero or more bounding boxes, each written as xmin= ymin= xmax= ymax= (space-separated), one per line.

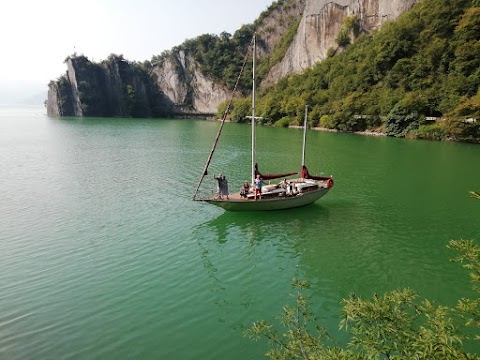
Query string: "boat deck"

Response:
xmin=209 ymin=178 xmax=329 ymax=202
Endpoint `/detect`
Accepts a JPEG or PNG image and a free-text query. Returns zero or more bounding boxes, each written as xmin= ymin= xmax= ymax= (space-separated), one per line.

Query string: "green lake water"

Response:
xmin=0 ymin=106 xmax=479 ymax=359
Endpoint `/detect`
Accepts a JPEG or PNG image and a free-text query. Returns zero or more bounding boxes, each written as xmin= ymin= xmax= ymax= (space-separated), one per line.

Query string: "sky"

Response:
xmin=0 ymin=0 xmax=273 ymax=104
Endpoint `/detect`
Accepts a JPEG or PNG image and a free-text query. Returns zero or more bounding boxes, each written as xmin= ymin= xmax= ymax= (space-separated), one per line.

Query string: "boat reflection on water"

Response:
xmin=197 ymin=203 xmax=332 ymax=245
xmin=191 ymin=204 xmax=332 ymax=324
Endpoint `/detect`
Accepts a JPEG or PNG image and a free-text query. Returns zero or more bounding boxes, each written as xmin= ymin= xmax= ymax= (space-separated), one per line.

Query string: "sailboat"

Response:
xmin=192 ymin=35 xmax=333 ymax=211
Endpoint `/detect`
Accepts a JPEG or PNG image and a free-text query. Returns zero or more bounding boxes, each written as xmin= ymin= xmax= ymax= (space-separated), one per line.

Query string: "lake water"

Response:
xmin=1 ymin=105 xmax=479 ymax=359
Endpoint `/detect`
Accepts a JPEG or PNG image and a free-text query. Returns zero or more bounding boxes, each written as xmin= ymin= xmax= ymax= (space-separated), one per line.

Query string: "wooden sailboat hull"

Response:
xmin=202 ymin=186 xmax=331 ymax=212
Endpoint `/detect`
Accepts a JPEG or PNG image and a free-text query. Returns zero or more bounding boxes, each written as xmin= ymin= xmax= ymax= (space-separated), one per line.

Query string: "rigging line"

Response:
xmin=192 ymin=36 xmax=255 ymax=200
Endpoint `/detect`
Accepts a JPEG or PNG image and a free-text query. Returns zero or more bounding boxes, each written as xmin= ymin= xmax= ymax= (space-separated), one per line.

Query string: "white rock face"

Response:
xmin=153 ymin=51 xmax=231 ymax=114
xmin=47 ymin=84 xmax=61 ymax=117
xmin=66 ymin=59 xmax=83 ymax=116
xmin=191 ymin=68 xmax=233 ymax=114
xmin=153 ymin=52 xmax=190 ymax=106
xmin=264 ymin=0 xmax=420 ymax=85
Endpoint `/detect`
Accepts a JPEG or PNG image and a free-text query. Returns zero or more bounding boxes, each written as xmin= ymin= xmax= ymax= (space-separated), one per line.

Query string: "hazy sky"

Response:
xmin=0 ymin=0 xmax=273 ymax=104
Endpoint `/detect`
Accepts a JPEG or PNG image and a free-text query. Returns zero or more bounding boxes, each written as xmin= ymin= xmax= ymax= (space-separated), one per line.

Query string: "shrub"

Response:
xmin=274 ymin=117 xmax=292 ymax=127
xmin=319 ymin=114 xmax=334 ymax=128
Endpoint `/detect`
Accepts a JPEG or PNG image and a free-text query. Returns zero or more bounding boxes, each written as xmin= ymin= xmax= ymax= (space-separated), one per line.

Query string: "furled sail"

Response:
xmin=255 ymin=163 xmax=297 ymax=181
xmin=301 ymin=165 xmax=331 ymax=181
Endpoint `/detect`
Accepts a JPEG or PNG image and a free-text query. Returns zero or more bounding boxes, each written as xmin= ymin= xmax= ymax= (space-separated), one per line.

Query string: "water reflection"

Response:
xmin=198 ymin=204 xmax=332 ymax=244
xmin=192 ymin=204 xmax=333 ymax=325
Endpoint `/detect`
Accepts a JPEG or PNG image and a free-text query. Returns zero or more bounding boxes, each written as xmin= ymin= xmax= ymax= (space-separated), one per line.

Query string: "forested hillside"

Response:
xmin=226 ymin=0 xmax=480 ymax=142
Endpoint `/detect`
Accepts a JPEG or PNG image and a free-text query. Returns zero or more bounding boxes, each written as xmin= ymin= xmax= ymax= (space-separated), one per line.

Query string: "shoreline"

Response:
xmin=289 ymin=125 xmax=386 ymax=137
xmin=208 ymin=118 xmax=478 ymax=143
xmin=209 ymin=118 xmax=386 ymax=137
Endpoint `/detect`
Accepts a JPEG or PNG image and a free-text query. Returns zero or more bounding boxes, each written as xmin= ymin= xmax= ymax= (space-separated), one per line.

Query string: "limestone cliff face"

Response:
xmin=47 ymin=55 xmax=169 ymax=117
xmin=47 ymin=66 xmax=76 ymax=117
xmin=46 ymin=83 xmax=62 ymax=117
xmin=255 ymin=0 xmax=306 ymax=58
xmin=66 ymin=59 xmax=84 ymax=116
xmin=152 ymin=51 xmax=231 ymax=114
xmin=263 ymin=0 xmax=420 ymax=85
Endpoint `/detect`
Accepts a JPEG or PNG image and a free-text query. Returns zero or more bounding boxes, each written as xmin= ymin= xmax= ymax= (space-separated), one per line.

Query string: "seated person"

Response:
xmin=240 ymin=181 xmax=250 ymax=198
xmin=280 ymin=178 xmax=295 ymax=195
xmin=280 ymin=178 xmax=289 ymax=189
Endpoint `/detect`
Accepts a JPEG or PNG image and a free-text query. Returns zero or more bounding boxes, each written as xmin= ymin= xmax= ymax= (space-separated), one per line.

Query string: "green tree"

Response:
xmin=230 ymin=97 xmax=252 ymax=123
xmin=246 ymin=279 xmax=359 ymax=359
xmin=247 ymin=195 xmax=480 ymax=359
xmin=385 ymin=93 xmax=427 ymax=136
xmin=124 ymin=84 xmax=136 ymax=117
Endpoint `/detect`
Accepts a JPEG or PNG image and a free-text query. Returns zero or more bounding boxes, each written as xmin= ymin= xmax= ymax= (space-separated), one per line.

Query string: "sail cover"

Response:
xmin=301 ymin=165 xmax=331 ymax=180
xmin=255 ymin=163 xmax=297 ymax=181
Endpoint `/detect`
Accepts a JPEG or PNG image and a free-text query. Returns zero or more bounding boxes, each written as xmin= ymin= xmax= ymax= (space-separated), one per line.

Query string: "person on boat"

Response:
xmin=240 ymin=181 xmax=249 ymax=198
xmin=254 ymin=174 xmax=264 ymax=200
xmin=280 ymin=178 xmax=295 ymax=195
xmin=214 ymin=173 xmax=224 ymax=199
xmin=280 ymin=178 xmax=289 ymax=189
xmin=221 ymin=175 xmax=229 ymax=200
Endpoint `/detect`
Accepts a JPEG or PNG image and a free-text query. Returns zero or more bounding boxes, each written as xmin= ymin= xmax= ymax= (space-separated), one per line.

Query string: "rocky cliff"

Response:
xmin=48 ymin=55 xmax=170 ymax=117
xmin=263 ymin=0 xmax=420 ymax=85
xmin=152 ymin=51 xmax=232 ymax=114
xmin=47 ymin=0 xmax=421 ymax=117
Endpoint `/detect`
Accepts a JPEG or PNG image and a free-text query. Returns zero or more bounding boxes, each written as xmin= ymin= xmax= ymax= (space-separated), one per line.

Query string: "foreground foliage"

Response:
xmin=247 ymin=241 xmax=480 ymax=359
xmin=246 ymin=196 xmax=480 ymax=359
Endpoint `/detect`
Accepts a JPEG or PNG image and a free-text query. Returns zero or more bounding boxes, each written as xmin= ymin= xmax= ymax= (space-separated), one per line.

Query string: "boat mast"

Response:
xmin=302 ymin=105 xmax=308 ymax=167
xmin=251 ymin=34 xmax=257 ymax=186
xmin=192 ymin=37 xmax=254 ymax=200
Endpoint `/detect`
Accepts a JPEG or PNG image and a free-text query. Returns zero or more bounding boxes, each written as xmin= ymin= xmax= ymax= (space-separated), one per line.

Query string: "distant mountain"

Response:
xmin=243 ymin=0 xmax=479 ymax=142
xmin=0 ymin=84 xmax=47 ymax=106
xmin=22 ymin=91 xmax=48 ymax=106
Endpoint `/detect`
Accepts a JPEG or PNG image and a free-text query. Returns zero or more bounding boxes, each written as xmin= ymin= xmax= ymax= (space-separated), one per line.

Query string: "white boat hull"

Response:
xmin=201 ymin=186 xmax=331 ymax=211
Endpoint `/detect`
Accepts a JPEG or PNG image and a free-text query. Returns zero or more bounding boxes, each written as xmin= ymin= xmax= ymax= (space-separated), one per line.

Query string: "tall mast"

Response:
xmin=251 ymin=34 xmax=257 ymax=186
xmin=302 ymin=105 xmax=308 ymax=167
xmin=192 ymin=37 xmax=253 ymax=200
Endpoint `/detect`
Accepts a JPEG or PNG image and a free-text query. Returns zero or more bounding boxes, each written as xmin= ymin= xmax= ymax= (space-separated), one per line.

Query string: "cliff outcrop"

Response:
xmin=152 ymin=51 xmax=231 ymax=114
xmin=263 ymin=0 xmax=420 ymax=85
xmin=47 ymin=55 xmax=170 ymax=117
